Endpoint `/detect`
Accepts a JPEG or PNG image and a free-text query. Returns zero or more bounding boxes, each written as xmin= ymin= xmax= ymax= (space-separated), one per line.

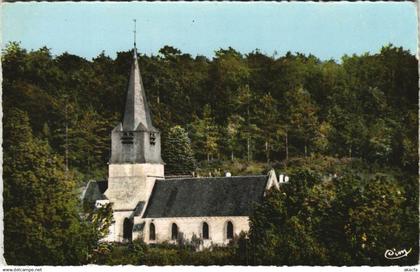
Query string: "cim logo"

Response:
xmin=384 ymin=248 xmax=412 ymax=260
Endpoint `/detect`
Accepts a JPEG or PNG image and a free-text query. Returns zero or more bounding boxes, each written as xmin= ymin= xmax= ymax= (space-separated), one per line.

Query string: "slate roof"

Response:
xmin=82 ymin=180 xmax=108 ymax=204
xmin=122 ymin=48 xmax=155 ymax=131
xmin=133 ymin=201 xmax=146 ymax=217
xmin=142 ymin=175 xmax=268 ymax=218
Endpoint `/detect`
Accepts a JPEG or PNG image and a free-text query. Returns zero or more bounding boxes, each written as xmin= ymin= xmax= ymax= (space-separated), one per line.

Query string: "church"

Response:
xmin=83 ymin=44 xmax=286 ymax=247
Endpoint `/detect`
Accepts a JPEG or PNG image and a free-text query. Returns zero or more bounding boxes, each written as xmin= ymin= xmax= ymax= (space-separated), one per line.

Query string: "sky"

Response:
xmin=1 ymin=2 xmax=418 ymax=61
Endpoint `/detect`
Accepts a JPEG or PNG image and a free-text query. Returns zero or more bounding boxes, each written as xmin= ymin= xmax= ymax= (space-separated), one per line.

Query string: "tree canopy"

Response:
xmin=3 ymin=42 xmax=417 ymax=178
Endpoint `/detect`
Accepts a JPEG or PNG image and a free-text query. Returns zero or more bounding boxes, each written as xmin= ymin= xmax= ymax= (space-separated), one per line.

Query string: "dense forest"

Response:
xmin=2 ymin=42 xmax=418 ymax=265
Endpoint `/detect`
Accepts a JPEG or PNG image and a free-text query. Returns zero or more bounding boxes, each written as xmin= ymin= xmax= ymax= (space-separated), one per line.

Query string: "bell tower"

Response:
xmin=109 ymin=47 xmax=163 ymax=164
xmin=104 ymin=22 xmax=164 ymax=242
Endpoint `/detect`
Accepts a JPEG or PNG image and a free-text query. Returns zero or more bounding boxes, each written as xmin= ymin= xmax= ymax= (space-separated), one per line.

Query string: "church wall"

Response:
xmin=133 ymin=216 xmax=250 ymax=246
xmin=102 ymin=210 xmax=133 ymax=243
xmin=109 ymin=163 xmax=164 ymax=178
xmin=143 ymin=131 xmax=162 ymax=163
xmin=105 ymin=163 xmax=164 ymax=210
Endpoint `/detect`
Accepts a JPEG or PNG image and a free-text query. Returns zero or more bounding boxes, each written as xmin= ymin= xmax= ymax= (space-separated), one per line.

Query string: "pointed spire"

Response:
xmin=122 ymin=22 xmax=154 ymax=131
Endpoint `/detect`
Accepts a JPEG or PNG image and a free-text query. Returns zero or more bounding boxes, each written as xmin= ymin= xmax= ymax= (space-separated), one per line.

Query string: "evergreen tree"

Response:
xmin=226 ymin=114 xmax=244 ymax=160
xmin=189 ymin=105 xmax=220 ymax=161
xmin=254 ymin=93 xmax=280 ymax=163
xmin=235 ymin=85 xmax=257 ymax=161
xmin=163 ymin=125 xmax=196 ymax=175
xmin=285 ymin=87 xmax=319 ymax=157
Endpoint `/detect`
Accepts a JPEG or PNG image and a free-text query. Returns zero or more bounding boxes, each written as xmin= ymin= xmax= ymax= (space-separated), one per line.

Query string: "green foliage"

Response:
xmin=189 ymin=105 xmax=220 ymax=161
xmin=90 ymin=241 xmax=147 ymax=265
xmin=3 ymin=108 xmax=98 ymax=265
xmin=248 ymin=163 xmax=418 ymax=266
xmin=86 ymin=203 xmax=114 ymax=241
xmin=285 ymin=87 xmax=319 ymax=157
xmin=92 ymin=240 xmax=238 ymax=265
xmin=3 ymin=42 xmax=417 ymax=174
xmin=254 ymin=93 xmax=279 ymax=162
xmin=162 ymin=125 xmax=196 ymax=175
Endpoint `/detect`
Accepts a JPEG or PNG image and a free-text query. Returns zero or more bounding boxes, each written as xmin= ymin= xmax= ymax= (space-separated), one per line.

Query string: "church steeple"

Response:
xmin=122 ymin=46 xmax=154 ymax=131
xmin=109 ymin=21 xmax=162 ymax=164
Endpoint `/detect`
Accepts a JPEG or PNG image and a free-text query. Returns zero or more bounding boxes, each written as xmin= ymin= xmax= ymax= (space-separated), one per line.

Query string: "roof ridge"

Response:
xmin=162 ymin=175 xmax=267 ymax=181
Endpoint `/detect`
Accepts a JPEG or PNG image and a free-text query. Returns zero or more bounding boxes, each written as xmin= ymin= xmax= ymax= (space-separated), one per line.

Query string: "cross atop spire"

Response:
xmin=133 ymin=19 xmax=137 ymax=49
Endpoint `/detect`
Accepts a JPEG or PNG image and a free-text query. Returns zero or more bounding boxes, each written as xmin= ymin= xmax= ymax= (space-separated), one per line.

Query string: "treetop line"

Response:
xmin=2 ymin=42 xmax=417 ymax=178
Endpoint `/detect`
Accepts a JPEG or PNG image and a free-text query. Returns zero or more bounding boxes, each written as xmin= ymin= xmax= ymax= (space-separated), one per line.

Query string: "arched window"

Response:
xmin=149 ymin=223 xmax=156 ymax=241
xmin=202 ymin=222 xmax=209 ymax=239
xmin=123 ymin=218 xmax=133 ymax=241
xmin=171 ymin=223 xmax=178 ymax=240
xmin=226 ymin=221 xmax=234 ymax=239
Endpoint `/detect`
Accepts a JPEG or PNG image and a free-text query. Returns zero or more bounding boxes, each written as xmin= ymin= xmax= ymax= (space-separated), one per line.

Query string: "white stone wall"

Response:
xmin=104 ymin=163 xmax=164 ymax=242
xmin=105 ymin=163 xmax=164 ymax=210
xmin=108 ymin=163 xmax=164 ymax=178
xmin=133 ymin=216 xmax=250 ymax=247
xmin=102 ymin=221 xmax=116 ymax=242
xmin=102 ymin=210 xmax=133 ymax=242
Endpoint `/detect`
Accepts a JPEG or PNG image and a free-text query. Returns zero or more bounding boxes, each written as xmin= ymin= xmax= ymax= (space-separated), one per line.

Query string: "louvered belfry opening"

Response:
xmin=121 ymin=132 xmax=134 ymax=144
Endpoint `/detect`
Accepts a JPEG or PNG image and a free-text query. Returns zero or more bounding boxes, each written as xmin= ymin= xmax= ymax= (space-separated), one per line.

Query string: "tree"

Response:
xmin=366 ymin=118 xmax=393 ymax=163
xmin=189 ymin=105 xmax=220 ymax=161
xmin=3 ymin=108 xmax=97 ymax=265
xmin=235 ymin=84 xmax=256 ymax=161
xmin=313 ymin=121 xmax=332 ymax=154
xmin=2 ymin=42 xmax=27 ymax=85
xmin=163 ymin=126 xmax=196 ymax=175
xmin=208 ymin=48 xmax=250 ymax=123
xmin=327 ymin=104 xmax=368 ymax=158
xmin=285 ymin=88 xmax=319 ymax=157
xmin=226 ymin=114 xmax=244 ymax=160
xmin=68 ymin=109 xmax=110 ymax=178
xmin=254 ymin=93 xmax=280 ymax=163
